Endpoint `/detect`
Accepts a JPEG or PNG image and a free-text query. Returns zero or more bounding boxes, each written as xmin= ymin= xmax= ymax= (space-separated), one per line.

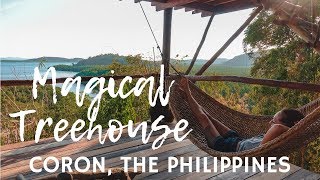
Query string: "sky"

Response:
xmin=0 ymin=0 xmax=254 ymax=59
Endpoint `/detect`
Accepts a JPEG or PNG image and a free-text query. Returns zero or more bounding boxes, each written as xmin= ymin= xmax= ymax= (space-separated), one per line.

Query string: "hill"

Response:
xmin=222 ymin=54 xmax=254 ymax=67
xmin=26 ymin=57 xmax=83 ymax=62
xmin=53 ymin=54 xmax=126 ymax=73
xmin=172 ymin=54 xmax=253 ymax=67
xmin=76 ymin=54 xmax=126 ymax=66
xmin=172 ymin=57 xmax=229 ymax=66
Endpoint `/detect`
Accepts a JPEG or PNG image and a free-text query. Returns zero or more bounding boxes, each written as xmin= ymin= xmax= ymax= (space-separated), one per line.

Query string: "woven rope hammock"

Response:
xmin=169 ymin=81 xmax=320 ymax=158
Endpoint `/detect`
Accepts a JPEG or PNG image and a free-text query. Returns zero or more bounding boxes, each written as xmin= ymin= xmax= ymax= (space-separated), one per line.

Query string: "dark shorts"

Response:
xmin=204 ymin=127 xmax=243 ymax=152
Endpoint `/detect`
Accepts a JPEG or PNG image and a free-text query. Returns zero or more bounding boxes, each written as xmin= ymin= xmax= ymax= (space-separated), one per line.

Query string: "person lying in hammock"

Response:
xmin=178 ymin=77 xmax=305 ymax=152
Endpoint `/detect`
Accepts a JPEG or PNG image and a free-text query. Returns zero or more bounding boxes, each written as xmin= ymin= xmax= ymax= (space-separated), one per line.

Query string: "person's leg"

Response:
xmin=180 ymin=78 xmax=233 ymax=137
xmin=178 ymin=78 xmax=220 ymax=138
xmin=179 ymin=78 xmax=241 ymax=152
xmin=202 ymin=109 xmax=232 ymax=137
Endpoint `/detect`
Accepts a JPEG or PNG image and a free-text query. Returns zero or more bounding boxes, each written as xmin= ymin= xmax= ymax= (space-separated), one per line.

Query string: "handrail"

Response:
xmin=0 ymin=73 xmax=159 ymax=87
xmin=2 ymin=73 xmax=320 ymax=92
xmin=169 ymin=75 xmax=320 ymax=92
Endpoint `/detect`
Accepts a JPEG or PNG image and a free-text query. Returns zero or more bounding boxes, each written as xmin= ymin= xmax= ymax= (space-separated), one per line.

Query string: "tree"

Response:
xmin=243 ymin=4 xmax=320 ymax=172
xmin=243 ymin=10 xmax=320 ymax=114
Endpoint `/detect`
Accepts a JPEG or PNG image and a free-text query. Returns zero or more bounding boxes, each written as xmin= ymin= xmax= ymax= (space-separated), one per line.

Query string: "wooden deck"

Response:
xmin=1 ymin=124 xmax=319 ymax=180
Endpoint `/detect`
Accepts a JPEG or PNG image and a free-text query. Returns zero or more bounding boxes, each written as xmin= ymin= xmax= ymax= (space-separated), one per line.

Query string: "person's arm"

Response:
xmin=260 ymin=125 xmax=288 ymax=145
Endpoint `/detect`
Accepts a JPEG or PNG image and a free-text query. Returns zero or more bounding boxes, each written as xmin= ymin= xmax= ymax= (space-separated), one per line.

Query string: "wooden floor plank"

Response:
xmin=282 ymin=169 xmax=320 ymax=180
xmin=145 ymin=152 xmax=215 ymax=180
xmin=2 ymin=127 xmax=177 ymax=171
xmin=1 ymin=123 xmax=177 ymax=153
xmin=120 ymin=145 xmax=200 ymax=179
xmin=200 ymin=167 xmax=233 ymax=179
xmin=2 ymin=124 xmax=319 ymax=180
xmin=246 ymin=164 xmax=301 ymax=180
xmin=1 ymin=123 xmax=169 ymax=157
xmin=26 ymin=140 xmax=193 ymax=180
xmin=3 ymin=133 xmax=178 ymax=178
xmin=137 ymin=147 xmax=208 ymax=179
xmin=174 ymin=159 xmax=216 ymax=180
xmin=208 ymin=163 xmax=269 ymax=180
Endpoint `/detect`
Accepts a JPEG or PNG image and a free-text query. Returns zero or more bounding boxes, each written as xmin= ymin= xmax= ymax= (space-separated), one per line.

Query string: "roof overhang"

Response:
xmin=135 ymin=0 xmax=261 ymax=17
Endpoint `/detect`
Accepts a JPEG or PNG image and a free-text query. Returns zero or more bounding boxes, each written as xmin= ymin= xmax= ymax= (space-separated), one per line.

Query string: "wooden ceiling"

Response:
xmin=135 ymin=0 xmax=261 ymax=17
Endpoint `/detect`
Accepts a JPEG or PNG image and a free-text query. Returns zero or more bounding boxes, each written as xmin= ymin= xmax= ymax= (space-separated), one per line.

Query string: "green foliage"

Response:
xmin=197 ymin=81 xmax=251 ymax=113
xmin=244 ymin=8 xmax=320 ymax=172
xmin=96 ymin=84 xmax=136 ymax=127
xmin=107 ymin=54 xmax=157 ymax=75
xmin=54 ymin=65 xmax=110 ymax=77
xmin=54 ymin=53 xmax=127 ymax=76
xmin=76 ymin=53 xmax=126 ymax=66
xmin=97 ymin=54 xmax=155 ymax=125
xmin=54 ymin=65 xmax=94 ymax=72
xmin=75 ymin=66 xmax=110 ymax=77
xmin=0 ymin=86 xmax=90 ymax=145
xmin=244 ymin=10 xmax=320 ymax=112
xmin=95 ymin=83 xmax=149 ymax=127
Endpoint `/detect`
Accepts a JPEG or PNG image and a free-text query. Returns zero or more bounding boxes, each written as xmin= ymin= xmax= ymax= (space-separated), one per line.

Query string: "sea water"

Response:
xmin=0 ymin=61 xmax=85 ymax=92
xmin=0 ymin=61 xmax=77 ymax=80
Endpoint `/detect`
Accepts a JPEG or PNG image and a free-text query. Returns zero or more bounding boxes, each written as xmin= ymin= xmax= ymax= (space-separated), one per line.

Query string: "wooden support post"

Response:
xmin=185 ymin=14 xmax=214 ymax=75
xmin=162 ymin=8 xmax=173 ymax=76
xmin=195 ymin=6 xmax=263 ymax=76
xmin=149 ymin=8 xmax=174 ymax=124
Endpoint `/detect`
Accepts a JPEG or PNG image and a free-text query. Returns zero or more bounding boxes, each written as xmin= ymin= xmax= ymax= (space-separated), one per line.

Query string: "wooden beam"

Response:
xmin=192 ymin=9 xmax=214 ymax=16
xmin=162 ymin=8 xmax=173 ymax=76
xmin=141 ymin=0 xmax=260 ymax=15
xmin=154 ymin=0 xmax=198 ymax=11
xmin=209 ymin=0 xmax=257 ymax=15
xmin=180 ymin=0 xmax=256 ymax=16
xmin=192 ymin=9 xmax=202 ymax=14
xmin=174 ymin=6 xmax=184 ymax=10
xmin=150 ymin=8 xmax=174 ymax=125
xmin=140 ymin=0 xmax=167 ymax=3
xmin=184 ymin=7 xmax=194 ymax=12
xmin=206 ymin=0 xmax=236 ymax=6
xmin=182 ymin=2 xmax=215 ymax=12
xmin=261 ymin=0 xmax=320 ymax=53
xmin=195 ymin=6 xmax=262 ymax=75
xmin=201 ymin=11 xmax=214 ymax=17
xmin=169 ymin=75 xmax=320 ymax=92
xmin=185 ymin=14 xmax=214 ymax=75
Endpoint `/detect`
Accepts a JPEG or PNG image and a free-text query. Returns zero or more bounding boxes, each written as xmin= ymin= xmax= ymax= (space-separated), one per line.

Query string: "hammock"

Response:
xmin=169 ymin=81 xmax=320 ymax=158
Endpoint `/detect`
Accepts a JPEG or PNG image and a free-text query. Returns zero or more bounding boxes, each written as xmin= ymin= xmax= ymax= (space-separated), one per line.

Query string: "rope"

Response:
xmin=138 ymin=2 xmax=184 ymax=76
xmin=138 ymin=2 xmax=163 ymax=57
xmin=169 ymin=63 xmax=184 ymax=77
